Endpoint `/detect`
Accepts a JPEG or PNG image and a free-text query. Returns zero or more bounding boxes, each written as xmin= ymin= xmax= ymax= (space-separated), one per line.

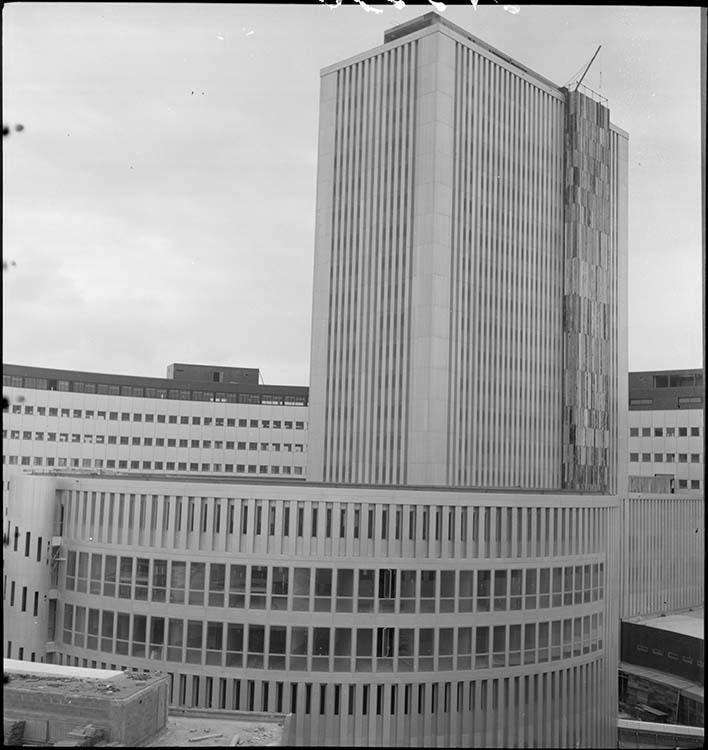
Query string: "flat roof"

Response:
xmin=322 ymin=10 xmax=563 ymax=97
xmin=29 ymin=468 xmax=610 ymax=497
xmin=3 ymin=363 xmax=306 ymax=395
xmin=382 ymin=11 xmax=561 ymax=92
xmin=635 ymin=609 xmax=704 ymax=641
xmin=168 ymin=363 xmax=259 ymax=373
xmin=3 ymin=362 xmax=308 ymax=405
xmin=3 ymin=660 xmax=167 ymax=700
xmin=3 ymin=659 xmax=123 ymax=680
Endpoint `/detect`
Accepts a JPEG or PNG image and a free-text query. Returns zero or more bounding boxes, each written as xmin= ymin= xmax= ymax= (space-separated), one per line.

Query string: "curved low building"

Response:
xmin=5 ymin=472 xmax=620 ymax=747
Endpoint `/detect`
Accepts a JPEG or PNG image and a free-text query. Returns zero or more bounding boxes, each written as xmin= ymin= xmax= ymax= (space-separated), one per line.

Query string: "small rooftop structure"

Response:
xmin=3 ymin=662 xmax=288 ymax=747
xmin=166 ymin=363 xmax=260 ymax=385
xmin=3 ymin=660 xmax=169 ymax=746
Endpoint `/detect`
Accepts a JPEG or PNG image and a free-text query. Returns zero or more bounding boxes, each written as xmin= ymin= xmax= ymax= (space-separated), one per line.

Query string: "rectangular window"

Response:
xmin=290 ymin=627 xmax=308 ymax=670
xmin=358 ymin=569 xmax=375 ymax=613
xmin=116 ymin=612 xmax=130 ymax=655
xmin=356 ymin=628 xmax=373 ymax=672
xmin=493 ymin=570 xmax=508 ymax=611
xmin=208 ymin=563 xmax=225 ymax=607
xmin=334 ymin=628 xmax=352 ymax=671
xmin=170 ymin=561 xmax=186 ymax=604
xmin=314 ymin=569 xmax=332 ymax=612
xmin=679 ymin=397 xmax=702 ymax=407
xmin=135 ymin=558 xmax=150 ymax=601
xmin=250 ymin=565 xmax=268 ymax=609
xmin=118 ymin=557 xmax=133 ymax=598
xmin=186 ymin=620 xmax=203 ymax=664
xmin=132 ymin=614 xmax=147 ymax=658
xmin=166 ymin=619 xmax=184 ymax=662
xmin=229 ymin=565 xmax=246 ymax=608
xmin=246 ymin=624 xmax=265 ymax=668
xmin=226 ymin=624 xmax=243 ymax=667
xmin=418 ymin=628 xmax=434 ymax=671
xmin=189 ymin=562 xmax=206 ymax=606
xmin=336 ymin=569 xmax=354 ymax=613
xmin=152 ymin=559 xmax=167 ymax=602
xmin=312 ymin=627 xmax=330 ymax=671
xmin=271 ymin=567 xmax=289 ymax=610
xmin=103 ymin=555 xmax=116 ymax=597
xmin=269 ymin=626 xmax=287 ymax=670
xmin=206 ymin=621 xmax=223 ymax=666
xmin=293 ymin=568 xmax=310 ymax=611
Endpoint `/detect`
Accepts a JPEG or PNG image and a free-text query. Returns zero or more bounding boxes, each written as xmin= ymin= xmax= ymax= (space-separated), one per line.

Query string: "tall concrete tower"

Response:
xmin=308 ymin=12 xmax=628 ymax=492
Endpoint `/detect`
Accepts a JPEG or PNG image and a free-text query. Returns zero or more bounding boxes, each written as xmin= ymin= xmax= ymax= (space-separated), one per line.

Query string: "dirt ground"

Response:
xmin=147 ymin=716 xmax=284 ymax=747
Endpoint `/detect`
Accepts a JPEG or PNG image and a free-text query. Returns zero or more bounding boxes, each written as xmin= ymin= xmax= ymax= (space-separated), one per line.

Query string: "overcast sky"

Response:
xmin=2 ymin=3 xmax=703 ymax=385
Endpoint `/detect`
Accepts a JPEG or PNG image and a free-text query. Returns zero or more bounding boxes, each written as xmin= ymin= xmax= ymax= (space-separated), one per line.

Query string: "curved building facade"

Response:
xmin=5 ymin=472 xmax=620 ymax=747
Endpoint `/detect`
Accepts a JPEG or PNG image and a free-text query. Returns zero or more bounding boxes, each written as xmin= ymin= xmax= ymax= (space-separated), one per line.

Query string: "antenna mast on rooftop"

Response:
xmin=570 ymin=45 xmax=602 ymax=91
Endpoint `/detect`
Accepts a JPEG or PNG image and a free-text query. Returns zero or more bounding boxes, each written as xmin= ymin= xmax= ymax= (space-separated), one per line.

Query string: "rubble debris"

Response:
xmin=5 ymin=719 xmax=25 ymax=746
xmin=188 ymin=733 xmax=223 ymax=743
xmin=66 ymin=723 xmax=107 ymax=747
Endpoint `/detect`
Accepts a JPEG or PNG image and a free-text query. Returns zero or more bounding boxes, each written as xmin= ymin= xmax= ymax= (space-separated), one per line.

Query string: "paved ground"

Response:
xmin=147 ymin=716 xmax=284 ymax=747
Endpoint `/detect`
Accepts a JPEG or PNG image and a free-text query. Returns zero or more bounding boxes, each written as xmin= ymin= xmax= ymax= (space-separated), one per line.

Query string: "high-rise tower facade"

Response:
xmin=308 ymin=13 xmax=628 ymax=491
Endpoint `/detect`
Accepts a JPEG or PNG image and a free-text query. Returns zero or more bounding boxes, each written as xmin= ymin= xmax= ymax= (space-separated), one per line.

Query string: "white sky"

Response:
xmin=2 ymin=3 xmax=703 ymax=385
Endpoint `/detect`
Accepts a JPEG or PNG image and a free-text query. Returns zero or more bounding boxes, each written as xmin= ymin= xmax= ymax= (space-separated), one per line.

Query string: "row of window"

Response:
xmin=63 ymin=555 xmax=605 ymax=614
xmin=630 ymin=397 xmax=702 ymax=407
xmin=5 ymin=580 xmax=40 ymax=616
xmin=61 ymin=606 xmax=605 ymax=671
xmin=634 ymin=644 xmax=700 ymax=666
xmin=5 ymin=643 xmax=41 ymax=663
xmin=652 ymin=374 xmax=704 ymax=388
xmin=4 ymin=431 xmax=305 ymax=451
xmin=629 ymin=426 xmax=700 ymax=437
xmin=6 ymin=526 xmax=44 ymax=559
xmin=3 ymin=374 xmax=307 ymax=406
xmin=3 ymin=456 xmax=304 ymax=475
xmin=7 ymin=405 xmax=306 ymax=429
xmin=629 ymin=452 xmax=701 ymax=464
